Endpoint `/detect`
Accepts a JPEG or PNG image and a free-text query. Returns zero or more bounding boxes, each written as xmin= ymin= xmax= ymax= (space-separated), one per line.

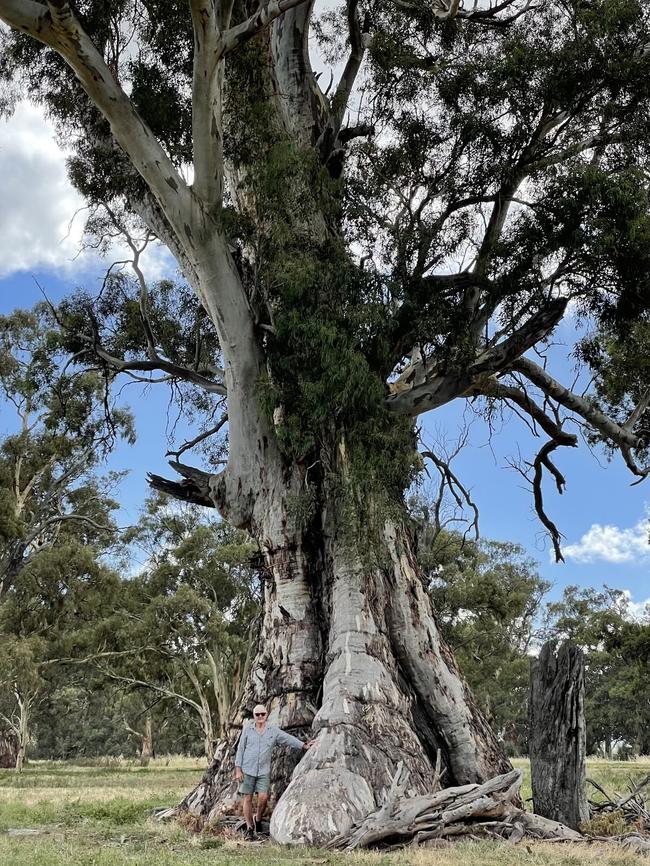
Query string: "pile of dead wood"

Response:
xmin=588 ymin=773 xmax=650 ymax=833
xmin=326 ymin=763 xmax=650 ymax=855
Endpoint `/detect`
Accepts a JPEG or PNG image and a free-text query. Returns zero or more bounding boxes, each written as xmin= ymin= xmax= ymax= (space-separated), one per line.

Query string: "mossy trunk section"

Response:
xmin=529 ymin=641 xmax=589 ymax=831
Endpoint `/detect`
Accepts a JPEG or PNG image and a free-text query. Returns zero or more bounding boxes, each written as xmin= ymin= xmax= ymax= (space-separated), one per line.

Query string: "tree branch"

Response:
xmin=20 ymin=513 xmax=119 ymax=554
xmin=147 ymin=461 xmax=222 ymax=509
xmin=219 ymin=0 xmax=311 ymax=56
xmin=512 ymin=356 xmax=647 ymax=467
xmin=166 ymin=414 xmax=228 ymax=460
xmin=480 ymin=378 xmax=578 ymax=447
xmin=96 ymin=667 xmax=204 ymax=715
xmin=532 ymin=440 xmax=567 ymax=563
xmin=0 ymin=1 xmax=193 ymax=233
xmin=387 ymin=298 xmax=567 ymax=416
xmin=526 ymin=132 xmax=624 ymax=174
xmin=421 ymin=448 xmax=480 ymax=542
xmin=316 ymin=0 xmax=371 ymax=162
xmin=79 ymin=326 xmax=227 ymax=395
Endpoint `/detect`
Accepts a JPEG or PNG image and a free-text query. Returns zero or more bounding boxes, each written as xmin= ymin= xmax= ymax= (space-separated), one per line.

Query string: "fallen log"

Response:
xmin=325 ymin=764 xmax=650 ymax=853
xmin=326 ymin=767 xmax=585 ymax=851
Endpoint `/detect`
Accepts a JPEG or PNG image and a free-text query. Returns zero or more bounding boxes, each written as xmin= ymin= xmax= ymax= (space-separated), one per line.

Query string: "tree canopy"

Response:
xmin=0 ymin=1 xmax=648 ymax=555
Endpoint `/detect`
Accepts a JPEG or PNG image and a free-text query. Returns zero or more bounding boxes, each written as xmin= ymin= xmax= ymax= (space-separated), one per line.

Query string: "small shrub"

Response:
xmin=581 ymin=810 xmax=630 ymax=837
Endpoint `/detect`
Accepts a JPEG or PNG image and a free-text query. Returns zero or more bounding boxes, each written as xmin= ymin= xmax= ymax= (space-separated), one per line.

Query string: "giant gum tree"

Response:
xmin=1 ymin=0 xmax=650 ymax=845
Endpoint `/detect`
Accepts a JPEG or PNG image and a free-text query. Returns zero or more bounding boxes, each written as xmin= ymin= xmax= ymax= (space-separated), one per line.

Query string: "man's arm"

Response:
xmin=275 ymin=728 xmax=313 ymax=751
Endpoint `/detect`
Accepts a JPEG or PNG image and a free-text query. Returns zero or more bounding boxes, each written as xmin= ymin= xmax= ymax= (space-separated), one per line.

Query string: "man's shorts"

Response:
xmin=239 ymin=773 xmax=270 ymax=795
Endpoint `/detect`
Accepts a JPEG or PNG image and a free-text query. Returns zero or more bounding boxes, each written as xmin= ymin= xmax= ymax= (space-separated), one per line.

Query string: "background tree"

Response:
xmin=0 ymin=304 xmax=133 ymax=769
xmin=419 ymin=528 xmax=550 ymax=755
xmin=0 ymin=635 xmax=44 ymax=771
xmin=1 ymin=0 xmax=650 ymax=843
xmin=88 ymin=495 xmax=257 ymax=762
xmin=0 ymin=528 xmax=124 ymax=768
xmin=0 ymin=305 xmax=132 ymax=599
xmin=544 ymin=586 xmax=650 ymax=756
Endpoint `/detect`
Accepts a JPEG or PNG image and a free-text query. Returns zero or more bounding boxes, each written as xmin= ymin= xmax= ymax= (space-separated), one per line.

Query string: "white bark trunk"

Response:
xmin=15 ymin=692 xmax=29 ymax=773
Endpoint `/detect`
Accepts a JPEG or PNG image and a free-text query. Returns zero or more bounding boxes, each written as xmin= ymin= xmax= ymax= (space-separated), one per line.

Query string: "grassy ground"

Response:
xmin=1 ymin=756 xmax=649 ymax=866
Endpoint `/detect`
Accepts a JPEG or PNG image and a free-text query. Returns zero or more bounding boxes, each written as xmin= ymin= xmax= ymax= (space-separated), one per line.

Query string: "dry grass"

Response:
xmin=511 ymin=756 xmax=650 ymax=806
xmin=1 ymin=757 xmax=649 ymax=866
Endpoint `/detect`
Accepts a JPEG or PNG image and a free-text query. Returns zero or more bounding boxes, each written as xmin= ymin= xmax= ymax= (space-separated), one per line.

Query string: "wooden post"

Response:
xmin=529 ymin=641 xmax=589 ymax=830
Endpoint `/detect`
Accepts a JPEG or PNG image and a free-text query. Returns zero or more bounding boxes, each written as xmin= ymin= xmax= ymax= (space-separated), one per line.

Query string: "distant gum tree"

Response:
xmin=0 ymin=305 xmax=130 ymax=769
xmin=1 ymin=0 xmax=649 ymax=843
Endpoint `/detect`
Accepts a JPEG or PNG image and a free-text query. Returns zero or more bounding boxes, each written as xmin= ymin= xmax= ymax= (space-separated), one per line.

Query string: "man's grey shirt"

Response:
xmin=235 ymin=723 xmax=304 ymax=777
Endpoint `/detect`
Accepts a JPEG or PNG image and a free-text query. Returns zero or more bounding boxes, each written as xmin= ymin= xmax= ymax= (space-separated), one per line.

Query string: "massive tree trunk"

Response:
xmin=174 ymin=453 xmax=511 ymax=845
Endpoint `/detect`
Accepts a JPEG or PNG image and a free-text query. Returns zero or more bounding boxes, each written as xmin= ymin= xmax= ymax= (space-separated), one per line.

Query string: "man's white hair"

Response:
xmin=253 ymin=704 xmax=267 ymax=715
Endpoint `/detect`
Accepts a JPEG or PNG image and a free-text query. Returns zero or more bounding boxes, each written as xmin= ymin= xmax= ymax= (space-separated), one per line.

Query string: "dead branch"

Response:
xmin=421 ymin=447 xmax=479 ymax=542
xmin=147 ymin=461 xmax=222 ymax=509
xmin=327 ymin=769 xmax=585 ymax=851
xmin=166 ymin=414 xmax=228 ymax=460
xmin=588 ymin=774 xmax=650 ymax=833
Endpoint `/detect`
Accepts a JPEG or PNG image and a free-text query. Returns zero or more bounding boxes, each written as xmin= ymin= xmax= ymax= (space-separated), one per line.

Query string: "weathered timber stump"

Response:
xmin=0 ymin=730 xmax=18 ymax=769
xmin=529 ymin=641 xmax=589 ymax=830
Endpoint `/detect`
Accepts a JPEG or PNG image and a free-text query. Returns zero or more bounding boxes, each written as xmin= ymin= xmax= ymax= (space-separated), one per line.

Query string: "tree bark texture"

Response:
xmin=14 ymin=692 xmax=29 ymax=773
xmin=170 ymin=468 xmax=512 ymax=846
xmin=529 ymin=641 xmax=589 ymax=831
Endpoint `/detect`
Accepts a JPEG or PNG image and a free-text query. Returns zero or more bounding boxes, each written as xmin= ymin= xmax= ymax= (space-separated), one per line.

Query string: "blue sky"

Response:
xmin=0 ymin=102 xmax=648 ymax=614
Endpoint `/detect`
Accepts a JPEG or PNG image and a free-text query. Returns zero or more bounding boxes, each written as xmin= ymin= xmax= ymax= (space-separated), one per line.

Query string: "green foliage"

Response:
xmin=422 ymin=530 xmax=550 ymax=753
xmin=418 ymin=522 xmax=650 ymax=758
xmin=0 ymin=304 xmax=133 ymax=762
xmin=63 ymin=494 xmax=260 ymax=757
xmin=0 ymin=302 xmax=129 ymax=594
xmin=1 ymin=1 xmax=650 ymax=513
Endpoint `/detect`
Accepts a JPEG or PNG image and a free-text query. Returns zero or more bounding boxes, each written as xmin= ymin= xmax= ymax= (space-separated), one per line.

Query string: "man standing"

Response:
xmin=234 ymin=704 xmax=313 ymax=840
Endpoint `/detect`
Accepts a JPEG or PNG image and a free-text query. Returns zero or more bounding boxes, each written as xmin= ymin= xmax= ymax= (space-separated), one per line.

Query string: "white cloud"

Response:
xmin=622 ymin=590 xmax=650 ymax=622
xmin=563 ymin=516 xmax=650 ymax=564
xmin=0 ymin=102 xmax=87 ymax=276
xmin=0 ymin=102 xmax=177 ymax=282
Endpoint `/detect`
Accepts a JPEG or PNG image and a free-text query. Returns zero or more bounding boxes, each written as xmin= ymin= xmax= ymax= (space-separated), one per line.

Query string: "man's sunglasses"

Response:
xmin=254 ymin=712 xmax=267 ymax=717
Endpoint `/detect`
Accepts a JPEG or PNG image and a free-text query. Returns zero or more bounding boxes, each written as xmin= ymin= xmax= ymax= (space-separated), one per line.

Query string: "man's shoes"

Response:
xmin=244 ymin=826 xmax=255 ymax=841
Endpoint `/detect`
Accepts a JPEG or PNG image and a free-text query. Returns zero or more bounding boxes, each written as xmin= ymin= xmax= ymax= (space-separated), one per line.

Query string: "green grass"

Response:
xmin=1 ymin=757 xmax=648 ymax=866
